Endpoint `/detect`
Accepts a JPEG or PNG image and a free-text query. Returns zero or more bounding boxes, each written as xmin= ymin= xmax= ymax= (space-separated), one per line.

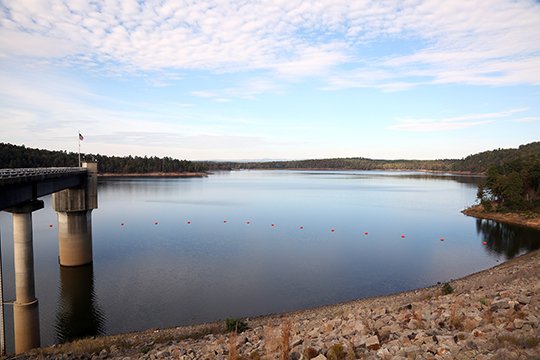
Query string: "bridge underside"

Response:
xmin=0 ymin=173 xmax=86 ymax=211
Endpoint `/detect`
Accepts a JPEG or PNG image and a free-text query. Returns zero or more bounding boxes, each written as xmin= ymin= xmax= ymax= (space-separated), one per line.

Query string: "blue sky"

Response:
xmin=1 ymin=1 xmax=539 ymax=161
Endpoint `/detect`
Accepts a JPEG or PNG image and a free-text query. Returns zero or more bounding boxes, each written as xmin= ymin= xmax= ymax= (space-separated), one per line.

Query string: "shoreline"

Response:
xmin=98 ymin=172 xmax=208 ymax=178
xmin=13 ymin=209 xmax=540 ymax=359
xmin=462 ymin=204 xmax=540 ymax=231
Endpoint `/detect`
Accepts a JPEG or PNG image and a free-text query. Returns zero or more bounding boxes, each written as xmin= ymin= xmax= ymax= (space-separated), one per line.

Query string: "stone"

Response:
xmin=291 ymin=337 xmax=303 ymax=347
xmin=513 ymin=318 xmax=524 ymax=329
xmin=376 ymin=347 xmax=392 ymax=359
xmin=365 ymin=335 xmax=380 ymax=350
xmin=491 ymin=299 xmax=510 ymax=310
xmin=312 ymin=355 xmax=327 ymax=360
xmin=518 ymin=295 xmax=532 ymax=305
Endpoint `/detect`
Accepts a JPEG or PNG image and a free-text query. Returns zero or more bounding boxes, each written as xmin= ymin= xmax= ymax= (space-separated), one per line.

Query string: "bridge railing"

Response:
xmin=0 ymin=167 xmax=86 ymax=179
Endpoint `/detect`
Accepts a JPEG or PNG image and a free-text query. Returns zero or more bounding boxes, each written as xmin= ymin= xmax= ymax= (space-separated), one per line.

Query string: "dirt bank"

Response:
xmin=463 ymin=204 xmax=540 ymax=231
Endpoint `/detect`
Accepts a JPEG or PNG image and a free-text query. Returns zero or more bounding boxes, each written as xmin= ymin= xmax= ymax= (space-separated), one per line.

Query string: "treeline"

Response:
xmin=477 ymin=152 xmax=540 ymax=211
xmin=2 ymin=141 xmax=539 ymax=176
xmin=452 ymin=142 xmax=540 ymax=173
xmin=210 ymin=158 xmax=456 ymax=171
xmin=0 ymin=143 xmax=207 ymax=173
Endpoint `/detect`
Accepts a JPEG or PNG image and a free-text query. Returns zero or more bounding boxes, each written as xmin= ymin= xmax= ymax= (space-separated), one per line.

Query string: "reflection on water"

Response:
xmin=476 ymin=219 xmax=540 ymax=259
xmin=55 ymin=265 xmax=105 ymax=343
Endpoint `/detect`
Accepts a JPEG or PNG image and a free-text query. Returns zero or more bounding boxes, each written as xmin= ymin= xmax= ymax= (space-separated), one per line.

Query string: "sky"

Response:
xmin=1 ymin=0 xmax=539 ymax=161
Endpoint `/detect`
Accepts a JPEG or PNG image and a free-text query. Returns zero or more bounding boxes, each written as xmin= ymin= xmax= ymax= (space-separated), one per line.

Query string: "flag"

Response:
xmin=79 ymin=133 xmax=84 ymax=141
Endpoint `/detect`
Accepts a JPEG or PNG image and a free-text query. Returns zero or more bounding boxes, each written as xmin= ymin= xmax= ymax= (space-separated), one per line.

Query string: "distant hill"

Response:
xmin=1 ymin=141 xmax=538 ymax=174
xmin=0 ymin=143 xmax=206 ymax=173
xmin=208 ymin=142 xmax=540 ymax=174
xmin=450 ymin=142 xmax=540 ymax=173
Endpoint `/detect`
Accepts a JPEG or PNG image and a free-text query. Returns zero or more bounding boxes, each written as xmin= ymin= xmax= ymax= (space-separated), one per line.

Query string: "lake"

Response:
xmin=0 ymin=170 xmax=539 ymax=350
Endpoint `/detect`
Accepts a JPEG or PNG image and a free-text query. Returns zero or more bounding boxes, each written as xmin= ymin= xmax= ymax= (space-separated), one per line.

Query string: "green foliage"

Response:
xmin=0 ymin=143 xmax=208 ymax=173
xmin=480 ymin=298 xmax=488 ymax=306
xmin=441 ymin=282 xmax=454 ymax=295
xmin=225 ymin=318 xmax=248 ymax=333
xmin=476 ymin=149 xmax=540 ymax=211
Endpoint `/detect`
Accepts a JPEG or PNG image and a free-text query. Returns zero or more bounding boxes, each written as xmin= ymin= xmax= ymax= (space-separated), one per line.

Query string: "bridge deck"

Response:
xmin=0 ymin=168 xmax=88 ymax=210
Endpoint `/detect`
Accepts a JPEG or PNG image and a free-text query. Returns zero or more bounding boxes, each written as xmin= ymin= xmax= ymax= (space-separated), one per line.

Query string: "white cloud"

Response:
xmin=389 ymin=108 xmax=528 ymax=132
xmin=0 ymin=0 xmax=538 ymax=89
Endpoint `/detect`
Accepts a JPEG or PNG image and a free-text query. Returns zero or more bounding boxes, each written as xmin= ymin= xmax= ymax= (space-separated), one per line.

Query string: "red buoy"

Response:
xmin=224 ymin=220 xmax=227 ymax=223
xmin=364 ymin=232 xmax=368 ymax=235
xmin=49 ymin=224 xmax=53 ymax=228
xmin=154 ymin=221 xmax=158 ymax=225
xmin=121 ymin=223 xmax=125 ymax=226
xmin=401 ymin=234 xmax=405 ymax=238
xmin=246 ymin=221 xmax=250 ymax=225
xmin=331 ymin=228 xmax=335 ymax=232
xmin=482 ymin=241 xmax=487 ymax=245
xmin=299 ymin=226 xmax=304 ymax=230
xmin=440 ymin=237 xmax=445 ymax=241
xmin=271 ymin=224 xmax=275 ymax=227
xmin=187 ymin=220 xmax=191 ymax=224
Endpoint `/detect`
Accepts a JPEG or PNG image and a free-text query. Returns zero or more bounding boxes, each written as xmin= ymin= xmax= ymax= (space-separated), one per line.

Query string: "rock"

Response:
xmin=491 ymin=299 xmax=510 ymax=310
xmin=291 ymin=337 xmax=303 ymax=347
xmin=513 ymin=318 xmax=524 ymax=329
xmin=518 ymin=295 xmax=532 ymax=304
xmin=365 ymin=335 xmax=380 ymax=350
xmin=376 ymin=347 xmax=392 ymax=359
xmin=312 ymin=355 xmax=327 ymax=360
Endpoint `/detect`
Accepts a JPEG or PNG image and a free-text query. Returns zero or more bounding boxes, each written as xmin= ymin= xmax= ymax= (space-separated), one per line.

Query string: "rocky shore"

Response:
xmin=12 ymin=246 xmax=540 ymax=359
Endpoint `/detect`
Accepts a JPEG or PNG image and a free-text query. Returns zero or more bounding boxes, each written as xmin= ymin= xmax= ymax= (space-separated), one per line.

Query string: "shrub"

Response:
xmin=327 ymin=343 xmax=347 ymax=360
xmin=226 ymin=318 xmax=248 ymax=333
xmin=441 ymin=282 xmax=454 ymax=295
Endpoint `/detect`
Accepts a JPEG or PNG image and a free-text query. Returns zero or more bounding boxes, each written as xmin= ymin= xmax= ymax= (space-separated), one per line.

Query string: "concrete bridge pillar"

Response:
xmin=53 ymin=162 xmax=98 ymax=267
xmin=5 ymin=200 xmax=43 ymax=354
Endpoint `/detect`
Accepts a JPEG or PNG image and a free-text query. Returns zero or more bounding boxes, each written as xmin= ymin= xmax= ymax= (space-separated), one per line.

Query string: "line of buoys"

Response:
xmin=111 ymin=219 xmax=453 ymax=246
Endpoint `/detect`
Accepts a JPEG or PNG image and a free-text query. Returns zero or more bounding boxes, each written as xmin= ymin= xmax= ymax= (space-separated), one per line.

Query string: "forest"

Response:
xmin=1 ymin=141 xmax=539 ymax=177
xmin=477 ymin=153 xmax=540 ymax=212
xmin=0 ymin=143 xmax=207 ymax=173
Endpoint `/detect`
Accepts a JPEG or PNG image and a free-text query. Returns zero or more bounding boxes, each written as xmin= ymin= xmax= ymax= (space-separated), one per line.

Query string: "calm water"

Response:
xmin=0 ymin=170 xmax=539 ymax=350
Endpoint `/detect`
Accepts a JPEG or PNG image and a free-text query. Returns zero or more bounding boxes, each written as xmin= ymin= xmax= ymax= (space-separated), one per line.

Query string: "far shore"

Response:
xmin=98 ymin=172 xmax=208 ymax=178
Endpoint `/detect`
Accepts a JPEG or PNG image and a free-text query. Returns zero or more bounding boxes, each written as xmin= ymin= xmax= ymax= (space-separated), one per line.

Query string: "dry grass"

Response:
xmin=495 ymin=334 xmax=540 ymax=349
xmin=263 ymin=323 xmax=280 ymax=356
xmin=280 ymin=318 xmax=291 ymax=360
xmin=449 ymin=303 xmax=465 ymax=330
xmin=229 ymin=329 xmax=238 ymax=360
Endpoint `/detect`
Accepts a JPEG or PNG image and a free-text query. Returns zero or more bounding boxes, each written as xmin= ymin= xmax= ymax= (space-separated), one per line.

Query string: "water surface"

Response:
xmin=0 ymin=170 xmax=538 ymax=350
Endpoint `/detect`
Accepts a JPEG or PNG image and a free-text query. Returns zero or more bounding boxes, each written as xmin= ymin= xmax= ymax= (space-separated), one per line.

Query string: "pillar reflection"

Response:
xmin=55 ymin=264 xmax=105 ymax=343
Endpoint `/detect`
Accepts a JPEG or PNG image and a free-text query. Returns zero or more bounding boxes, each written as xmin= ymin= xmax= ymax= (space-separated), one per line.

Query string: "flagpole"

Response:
xmin=78 ymin=131 xmax=81 ymax=167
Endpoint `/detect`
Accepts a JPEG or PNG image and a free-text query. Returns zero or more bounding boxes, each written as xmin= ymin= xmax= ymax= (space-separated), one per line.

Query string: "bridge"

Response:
xmin=0 ymin=163 xmax=98 ymax=354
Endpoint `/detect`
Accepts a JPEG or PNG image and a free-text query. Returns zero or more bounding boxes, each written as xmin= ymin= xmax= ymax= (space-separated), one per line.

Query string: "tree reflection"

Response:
xmin=476 ymin=219 xmax=540 ymax=259
xmin=55 ymin=264 xmax=105 ymax=343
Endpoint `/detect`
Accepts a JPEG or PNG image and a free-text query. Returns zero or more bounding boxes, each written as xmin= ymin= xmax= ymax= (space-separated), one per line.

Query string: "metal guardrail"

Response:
xmin=0 ymin=167 xmax=86 ymax=179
